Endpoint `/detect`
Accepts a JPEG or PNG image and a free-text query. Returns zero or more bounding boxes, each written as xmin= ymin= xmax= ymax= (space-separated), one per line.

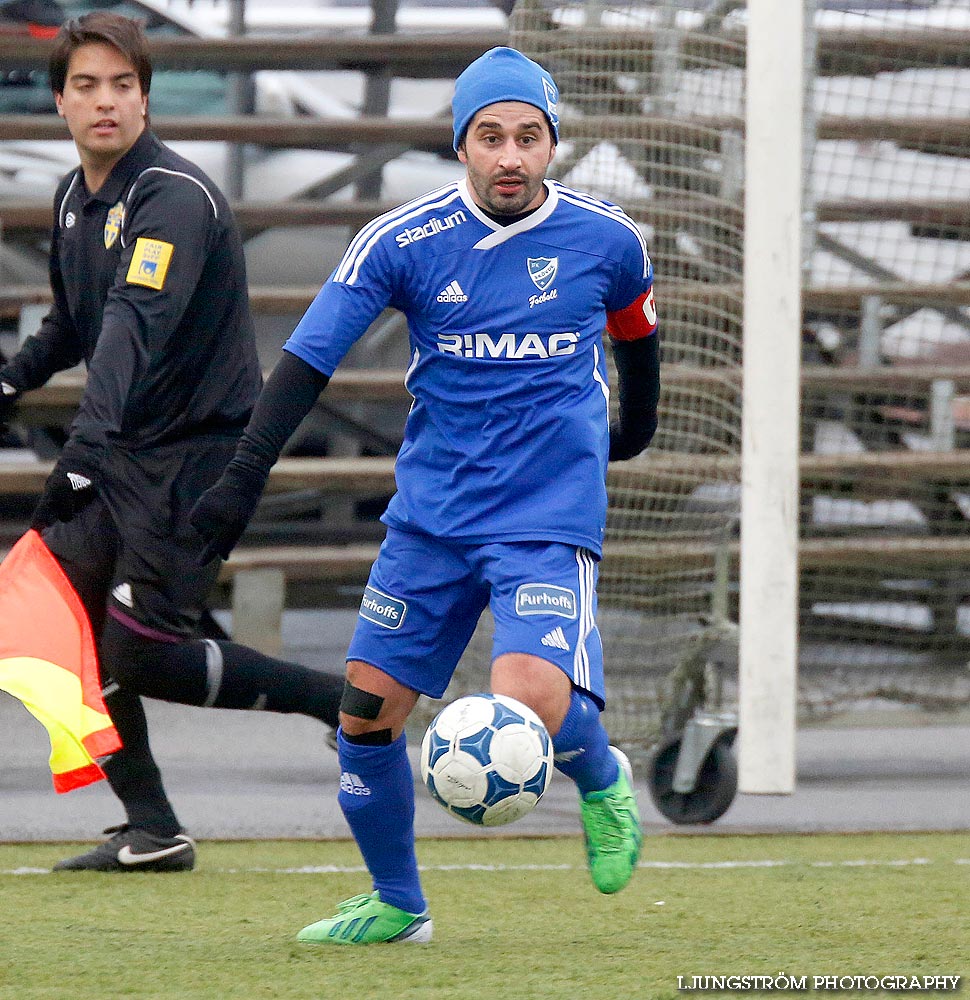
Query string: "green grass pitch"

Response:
xmin=0 ymin=833 xmax=966 ymax=1000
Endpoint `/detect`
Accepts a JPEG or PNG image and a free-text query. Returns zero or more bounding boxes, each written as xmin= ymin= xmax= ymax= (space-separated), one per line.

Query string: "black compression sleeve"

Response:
xmin=609 ymin=333 xmax=660 ymax=459
xmin=232 ymin=350 xmax=330 ymax=481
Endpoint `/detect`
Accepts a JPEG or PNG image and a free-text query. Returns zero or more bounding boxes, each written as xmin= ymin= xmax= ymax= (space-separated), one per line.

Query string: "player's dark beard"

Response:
xmin=489 ymin=176 xmax=531 ymax=214
xmin=479 ymin=173 xmax=544 ymax=217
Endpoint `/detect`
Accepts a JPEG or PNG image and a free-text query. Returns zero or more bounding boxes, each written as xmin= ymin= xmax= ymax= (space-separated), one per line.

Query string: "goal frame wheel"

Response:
xmin=649 ymin=735 xmax=738 ymax=825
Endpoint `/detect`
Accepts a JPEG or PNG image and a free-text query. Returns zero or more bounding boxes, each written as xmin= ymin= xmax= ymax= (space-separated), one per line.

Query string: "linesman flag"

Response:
xmin=0 ymin=529 xmax=121 ymax=792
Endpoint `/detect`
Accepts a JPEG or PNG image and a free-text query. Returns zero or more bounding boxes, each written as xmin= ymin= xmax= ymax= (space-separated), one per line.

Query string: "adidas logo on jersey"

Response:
xmin=436 ymin=280 xmax=468 ymax=303
xmin=540 ymin=627 xmax=570 ymax=651
xmin=340 ymin=772 xmax=372 ymax=796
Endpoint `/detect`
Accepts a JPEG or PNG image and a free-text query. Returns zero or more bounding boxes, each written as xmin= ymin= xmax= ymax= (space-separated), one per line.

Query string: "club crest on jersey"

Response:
xmin=104 ymin=201 xmax=124 ymax=248
xmin=528 ymin=257 xmax=558 ymax=292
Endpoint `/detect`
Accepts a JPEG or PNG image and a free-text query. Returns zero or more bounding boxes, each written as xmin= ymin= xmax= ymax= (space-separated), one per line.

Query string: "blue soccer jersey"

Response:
xmin=284 ymin=178 xmax=653 ymax=557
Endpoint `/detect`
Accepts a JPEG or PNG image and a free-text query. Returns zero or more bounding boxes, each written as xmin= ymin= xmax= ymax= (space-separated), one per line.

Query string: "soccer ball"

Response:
xmin=420 ymin=693 xmax=554 ymax=827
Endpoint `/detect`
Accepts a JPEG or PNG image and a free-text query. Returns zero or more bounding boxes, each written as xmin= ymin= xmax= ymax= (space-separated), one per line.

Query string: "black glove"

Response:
xmin=190 ymin=461 xmax=268 ymax=563
xmin=0 ymin=376 xmax=20 ymax=433
xmin=32 ymin=439 xmax=100 ymax=529
xmin=609 ymin=417 xmax=657 ymax=461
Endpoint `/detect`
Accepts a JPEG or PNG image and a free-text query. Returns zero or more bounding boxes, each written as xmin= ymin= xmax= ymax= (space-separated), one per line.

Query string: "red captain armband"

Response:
xmin=606 ymin=288 xmax=658 ymax=341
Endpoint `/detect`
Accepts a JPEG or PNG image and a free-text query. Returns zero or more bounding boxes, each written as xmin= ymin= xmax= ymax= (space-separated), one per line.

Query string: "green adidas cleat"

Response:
xmin=579 ymin=746 xmax=642 ymax=894
xmin=297 ymin=892 xmax=433 ymax=945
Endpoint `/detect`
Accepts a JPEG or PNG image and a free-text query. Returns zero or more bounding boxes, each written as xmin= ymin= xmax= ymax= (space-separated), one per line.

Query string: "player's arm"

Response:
xmin=33 ymin=175 xmax=214 ymax=528
xmin=189 ymin=350 xmax=330 ymax=561
xmin=70 ymin=174 xmax=214 ymax=454
xmin=605 ymin=286 xmax=660 ymax=461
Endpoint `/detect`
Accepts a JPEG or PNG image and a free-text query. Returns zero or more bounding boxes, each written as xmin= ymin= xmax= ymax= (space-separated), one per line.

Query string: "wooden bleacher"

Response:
xmin=4 ymin=442 xmax=970 ymax=541
xmin=4 ymin=281 xmax=970 ymax=325
xmin=4 ymin=197 xmax=969 ymax=243
xmin=9 ymin=362 xmax=970 ymax=423
xmin=3 ymin=110 xmax=969 ymax=159
xmin=2 ymin=24 xmax=967 ymax=76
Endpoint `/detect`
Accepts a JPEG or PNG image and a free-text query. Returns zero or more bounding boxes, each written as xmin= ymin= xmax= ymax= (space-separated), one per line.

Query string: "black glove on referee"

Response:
xmin=608 ymin=334 xmax=661 ymax=461
xmin=190 ymin=460 xmax=268 ymax=563
xmin=32 ymin=438 xmax=100 ymax=529
xmin=0 ymin=375 xmax=21 ymax=433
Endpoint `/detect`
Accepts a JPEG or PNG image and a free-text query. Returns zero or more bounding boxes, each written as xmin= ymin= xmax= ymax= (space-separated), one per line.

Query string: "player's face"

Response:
xmin=55 ymin=42 xmax=147 ymax=184
xmin=458 ymin=102 xmax=556 ymax=216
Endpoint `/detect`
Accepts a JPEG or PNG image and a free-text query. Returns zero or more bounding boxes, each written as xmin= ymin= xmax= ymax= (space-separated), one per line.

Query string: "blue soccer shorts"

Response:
xmin=346 ymin=527 xmax=605 ymax=706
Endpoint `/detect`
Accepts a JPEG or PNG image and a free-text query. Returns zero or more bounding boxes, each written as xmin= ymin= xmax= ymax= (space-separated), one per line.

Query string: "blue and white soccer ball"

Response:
xmin=420 ymin=693 xmax=554 ymax=827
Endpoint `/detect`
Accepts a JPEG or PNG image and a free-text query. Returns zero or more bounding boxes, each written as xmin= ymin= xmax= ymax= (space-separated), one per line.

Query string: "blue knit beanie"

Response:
xmin=452 ymin=46 xmax=560 ymax=151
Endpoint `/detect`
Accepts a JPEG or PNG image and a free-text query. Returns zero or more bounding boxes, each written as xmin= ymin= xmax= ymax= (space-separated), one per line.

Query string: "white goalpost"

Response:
xmin=737 ymin=0 xmax=804 ymax=795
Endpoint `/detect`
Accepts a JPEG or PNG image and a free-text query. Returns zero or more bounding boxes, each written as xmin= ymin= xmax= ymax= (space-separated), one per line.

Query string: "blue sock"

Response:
xmin=337 ymin=730 xmax=426 ymax=915
xmin=552 ymin=689 xmax=619 ymax=795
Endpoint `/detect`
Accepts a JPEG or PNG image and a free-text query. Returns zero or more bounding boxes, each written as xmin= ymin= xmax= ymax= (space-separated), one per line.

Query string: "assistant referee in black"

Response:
xmin=0 ymin=12 xmax=342 ymax=871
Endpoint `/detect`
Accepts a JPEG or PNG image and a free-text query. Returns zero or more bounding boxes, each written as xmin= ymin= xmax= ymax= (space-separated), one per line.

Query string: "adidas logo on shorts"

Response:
xmin=540 ymin=627 xmax=570 ymax=652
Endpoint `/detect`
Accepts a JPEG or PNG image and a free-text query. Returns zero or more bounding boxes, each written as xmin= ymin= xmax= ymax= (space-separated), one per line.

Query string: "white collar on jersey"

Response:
xmin=458 ymin=178 xmax=560 ymax=250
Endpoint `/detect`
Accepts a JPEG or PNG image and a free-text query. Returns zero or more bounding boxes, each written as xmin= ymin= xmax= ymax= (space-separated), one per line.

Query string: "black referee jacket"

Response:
xmin=5 ymin=129 xmax=261 ymax=453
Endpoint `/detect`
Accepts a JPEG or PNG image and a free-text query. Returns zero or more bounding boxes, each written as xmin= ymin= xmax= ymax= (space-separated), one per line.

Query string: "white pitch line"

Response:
xmin=2 ymin=858 xmax=968 ymax=876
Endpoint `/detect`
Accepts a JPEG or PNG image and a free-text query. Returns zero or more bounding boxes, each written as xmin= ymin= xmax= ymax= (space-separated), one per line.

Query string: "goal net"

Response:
xmin=423 ymin=0 xmax=970 ymax=746
xmin=797 ymin=1 xmax=970 ymax=719
xmin=516 ymin=0 xmax=746 ymax=749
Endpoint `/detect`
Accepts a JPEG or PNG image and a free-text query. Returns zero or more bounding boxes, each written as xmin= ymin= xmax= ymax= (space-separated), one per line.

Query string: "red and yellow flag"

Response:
xmin=0 ymin=529 xmax=121 ymax=792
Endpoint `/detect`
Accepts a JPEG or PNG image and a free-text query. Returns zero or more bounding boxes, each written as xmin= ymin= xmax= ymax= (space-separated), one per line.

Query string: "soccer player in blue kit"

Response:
xmin=191 ymin=46 xmax=661 ymax=944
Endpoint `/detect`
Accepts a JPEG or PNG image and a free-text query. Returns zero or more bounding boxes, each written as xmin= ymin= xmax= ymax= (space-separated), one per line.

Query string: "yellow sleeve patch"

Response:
xmin=126 ymin=237 xmax=174 ymax=291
